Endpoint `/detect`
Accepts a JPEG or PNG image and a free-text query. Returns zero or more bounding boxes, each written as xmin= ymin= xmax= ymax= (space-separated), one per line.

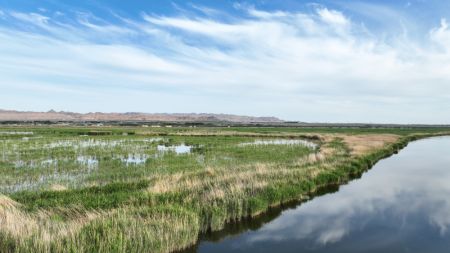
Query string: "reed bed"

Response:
xmin=1 ymin=126 xmax=448 ymax=253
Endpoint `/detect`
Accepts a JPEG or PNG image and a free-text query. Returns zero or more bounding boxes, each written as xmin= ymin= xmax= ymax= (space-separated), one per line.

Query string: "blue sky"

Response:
xmin=1 ymin=0 xmax=450 ymax=123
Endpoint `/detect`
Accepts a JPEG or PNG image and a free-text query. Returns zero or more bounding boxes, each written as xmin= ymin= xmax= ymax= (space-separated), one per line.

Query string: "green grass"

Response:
xmin=10 ymin=181 xmax=149 ymax=211
xmin=1 ymin=125 xmax=449 ymax=253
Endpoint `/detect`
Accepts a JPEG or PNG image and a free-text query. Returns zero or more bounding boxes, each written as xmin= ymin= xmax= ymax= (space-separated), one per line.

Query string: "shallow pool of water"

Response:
xmin=76 ymin=156 xmax=99 ymax=168
xmin=187 ymin=137 xmax=450 ymax=253
xmin=118 ymin=154 xmax=149 ymax=165
xmin=157 ymin=144 xmax=192 ymax=154
xmin=239 ymin=139 xmax=317 ymax=148
xmin=0 ymin=131 xmax=33 ymax=135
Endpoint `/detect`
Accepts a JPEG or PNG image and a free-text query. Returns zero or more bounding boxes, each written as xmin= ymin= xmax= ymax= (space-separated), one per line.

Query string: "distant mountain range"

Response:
xmin=0 ymin=109 xmax=283 ymax=123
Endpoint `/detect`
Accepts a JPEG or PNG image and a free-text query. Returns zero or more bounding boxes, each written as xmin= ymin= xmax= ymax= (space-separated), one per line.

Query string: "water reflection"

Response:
xmin=0 ymin=131 xmax=33 ymax=135
xmin=192 ymin=137 xmax=450 ymax=253
xmin=77 ymin=156 xmax=99 ymax=168
xmin=239 ymin=139 xmax=317 ymax=148
xmin=118 ymin=154 xmax=149 ymax=165
xmin=157 ymin=144 xmax=192 ymax=154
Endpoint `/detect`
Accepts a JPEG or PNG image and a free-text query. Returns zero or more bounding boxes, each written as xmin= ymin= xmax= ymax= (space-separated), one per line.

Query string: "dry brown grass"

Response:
xmin=317 ymin=133 xmax=399 ymax=156
xmin=0 ymin=194 xmax=101 ymax=244
xmin=149 ymin=165 xmax=271 ymax=199
xmin=340 ymin=134 xmax=399 ymax=156
xmin=49 ymin=184 xmax=68 ymax=191
xmin=0 ymin=195 xmax=37 ymax=238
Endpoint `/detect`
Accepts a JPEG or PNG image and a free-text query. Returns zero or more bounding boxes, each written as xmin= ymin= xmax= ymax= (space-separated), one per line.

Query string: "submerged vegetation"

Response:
xmin=0 ymin=126 xmax=449 ymax=253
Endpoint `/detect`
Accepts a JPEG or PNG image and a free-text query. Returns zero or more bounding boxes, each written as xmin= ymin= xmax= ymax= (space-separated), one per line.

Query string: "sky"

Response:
xmin=1 ymin=0 xmax=450 ymax=123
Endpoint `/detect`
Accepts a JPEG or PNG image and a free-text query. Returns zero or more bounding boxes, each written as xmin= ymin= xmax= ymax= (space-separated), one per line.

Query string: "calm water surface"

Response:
xmin=188 ymin=137 xmax=450 ymax=253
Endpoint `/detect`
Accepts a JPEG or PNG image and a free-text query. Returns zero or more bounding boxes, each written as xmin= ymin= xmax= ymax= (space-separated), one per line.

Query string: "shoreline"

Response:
xmin=1 ymin=129 xmax=449 ymax=253
xmin=172 ymin=133 xmax=449 ymax=253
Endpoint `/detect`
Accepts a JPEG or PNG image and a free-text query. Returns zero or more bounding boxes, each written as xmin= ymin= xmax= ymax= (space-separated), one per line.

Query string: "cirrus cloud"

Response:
xmin=0 ymin=4 xmax=449 ymax=123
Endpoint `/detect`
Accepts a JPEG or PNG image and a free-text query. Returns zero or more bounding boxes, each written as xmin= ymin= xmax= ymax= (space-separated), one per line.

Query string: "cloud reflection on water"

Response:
xmin=199 ymin=137 xmax=450 ymax=252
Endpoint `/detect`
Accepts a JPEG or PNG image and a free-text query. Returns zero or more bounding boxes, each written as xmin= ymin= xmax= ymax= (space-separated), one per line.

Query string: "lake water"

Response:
xmin=187 ymin=137 xmax=450 ymax=253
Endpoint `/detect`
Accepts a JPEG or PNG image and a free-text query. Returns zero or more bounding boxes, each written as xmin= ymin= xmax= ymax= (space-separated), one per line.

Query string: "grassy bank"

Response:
xmin=0 ymin=126 xmax=449 ymax=253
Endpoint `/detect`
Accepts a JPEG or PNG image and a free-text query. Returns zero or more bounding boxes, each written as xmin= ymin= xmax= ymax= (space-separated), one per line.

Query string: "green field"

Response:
xmin=1 ymin=126 xmax=449 ymax=253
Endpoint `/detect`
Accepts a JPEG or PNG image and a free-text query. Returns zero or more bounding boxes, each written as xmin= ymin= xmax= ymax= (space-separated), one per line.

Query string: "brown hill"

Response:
xmin=0 ymin=109 xmax=283 ymax=123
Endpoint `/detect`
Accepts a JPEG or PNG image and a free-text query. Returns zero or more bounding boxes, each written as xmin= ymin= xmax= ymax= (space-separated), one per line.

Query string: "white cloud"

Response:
xmin=189 ymin=4 xmax=226 ymax=17
xmin=247 ymin=8 xmax=290 ymax=19
xmin=430 ymin=19 xmax=450 ymax=52
xmin=1 ymin=6 xmax=450 ymax=122
xmin=76 ymin=12 xmax=135 ymax=35
xmin=317 ymin=8 xmax=349 ymax=27
xmin=10 ymin=12 xmax=49 ymax=25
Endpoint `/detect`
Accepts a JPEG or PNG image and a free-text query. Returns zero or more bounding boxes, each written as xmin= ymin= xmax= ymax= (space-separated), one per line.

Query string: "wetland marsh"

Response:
xmin=187 ymin=137 xmax=450 ymax=253
xmin=0 ymin=126 xmax=449 ymax=253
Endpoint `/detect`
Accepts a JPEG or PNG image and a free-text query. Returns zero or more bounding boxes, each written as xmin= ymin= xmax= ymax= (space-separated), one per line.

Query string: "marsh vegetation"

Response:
xmin=0 ymin=126 xmax=449 ymax=253
xmin=187 ymin=137 xmax=450 ymax=253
